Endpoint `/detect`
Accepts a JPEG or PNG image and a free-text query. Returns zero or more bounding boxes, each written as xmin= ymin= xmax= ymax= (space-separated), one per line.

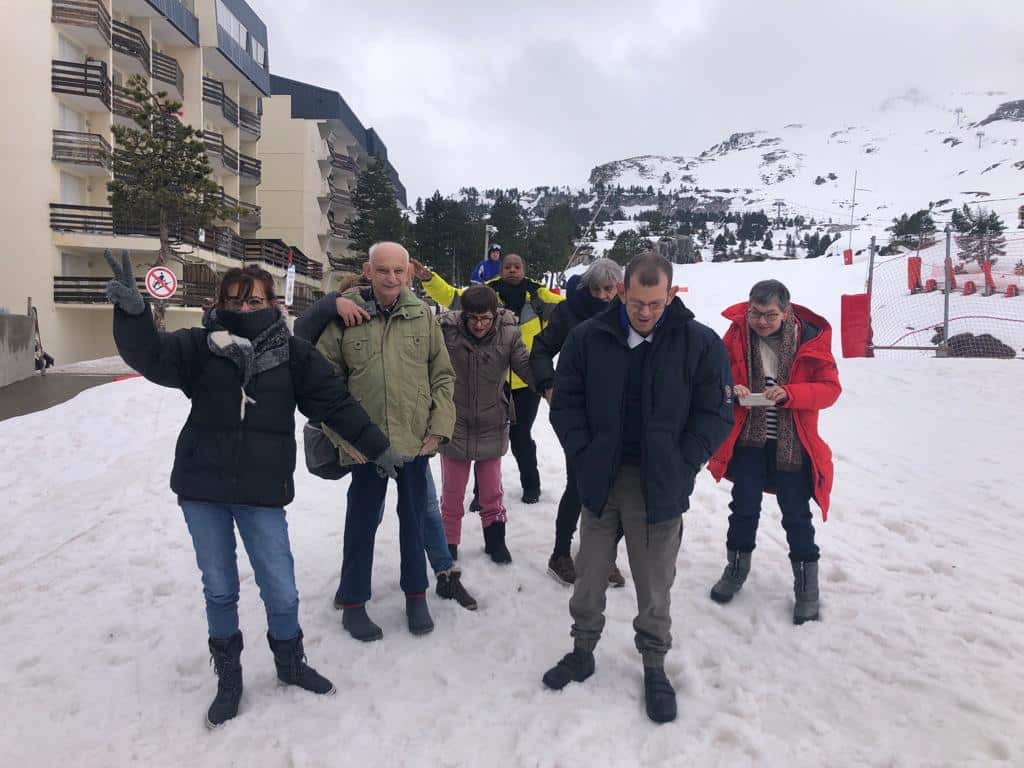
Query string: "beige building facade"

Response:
xmin=0 ymin=0 xmax=326 ymax=366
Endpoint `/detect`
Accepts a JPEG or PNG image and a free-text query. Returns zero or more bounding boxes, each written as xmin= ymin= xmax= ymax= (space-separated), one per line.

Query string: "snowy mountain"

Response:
xmin=587 ymin=90 xmax=1024 ymax=233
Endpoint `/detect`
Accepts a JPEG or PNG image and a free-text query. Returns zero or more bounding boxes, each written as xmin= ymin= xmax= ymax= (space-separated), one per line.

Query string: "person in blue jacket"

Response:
xmin=470 ymin=243 xmax=502 ymax=284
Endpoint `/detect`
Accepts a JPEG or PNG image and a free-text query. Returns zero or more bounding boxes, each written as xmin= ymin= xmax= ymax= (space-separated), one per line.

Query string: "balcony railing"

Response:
xmin=112 ymin=20 xmax=151 ymax=74
xmin=152 ymin=51 xmax=183 ymax=96
xmin=52 ymin=0 xmax=112 ymax=45
xmin=238 ymin=153 xmax=261 ymax=184
xmin=49 ymin=203 xmax=245 ymax=261
xmin=52 ymin=59 xmax=111 ymax=110
xmin=328 ymin=179 xmax=353 ymax=208
xmin=244 ymin=240 xmax=319 ymax=278
xmin=328 ymin=219 xmax=351 ymax=239
xmin=238 ymin=106 xmax=261 ymax=139
xmin=54 ymin=276 xmax=217 ymax=307
xmin=330 ymin=150 xmax=358 ymax=174
xmin=203 ymin=131 xmax=238 ymax=174
xmin=112 ymin=83 xmax=137 ymax=121
xmin=202 ymin=77 xmax=238 ymax=126
xmin=52 ymin=129 xmax=111 ymax=170
xmin=239 ymin=201 xmax=261 ymax=230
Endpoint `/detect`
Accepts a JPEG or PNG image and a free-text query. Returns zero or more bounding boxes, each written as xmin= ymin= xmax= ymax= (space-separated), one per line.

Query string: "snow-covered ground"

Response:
xmin=2 ymin=259 xmax=1023 ymax=767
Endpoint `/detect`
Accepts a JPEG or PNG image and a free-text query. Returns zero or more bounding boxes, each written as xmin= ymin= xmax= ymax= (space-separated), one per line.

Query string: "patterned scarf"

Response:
xmin=738 ymin=312 xmax=803 ymax=471
xmin=204 ymin=309 xmax=291 ymax=419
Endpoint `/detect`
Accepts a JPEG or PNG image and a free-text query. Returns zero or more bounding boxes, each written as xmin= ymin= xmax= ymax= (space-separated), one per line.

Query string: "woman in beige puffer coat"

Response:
xmin=439 ymin=285 xmax=535 ymax=564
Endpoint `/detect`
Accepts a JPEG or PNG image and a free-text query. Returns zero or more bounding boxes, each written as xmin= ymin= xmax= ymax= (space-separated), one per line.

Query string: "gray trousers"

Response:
xmin=569 ymin=465 xmax=683 ymax=668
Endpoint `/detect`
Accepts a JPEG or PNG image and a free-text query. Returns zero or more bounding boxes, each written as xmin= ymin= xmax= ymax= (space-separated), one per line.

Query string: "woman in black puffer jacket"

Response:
xmin=530 ymin=258 xmax=623 ymax=587
xmin=105 ymin=253 xmax=402 ymax=729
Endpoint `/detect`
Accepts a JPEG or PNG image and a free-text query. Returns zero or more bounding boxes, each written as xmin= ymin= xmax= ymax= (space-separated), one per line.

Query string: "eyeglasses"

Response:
xmin=224 ymin=296 xmax=267 ymax=310
xmin=747 ymin=308 xmax=782 ymax=322
xmin=466 ymin=313 xmax=495 ymax=326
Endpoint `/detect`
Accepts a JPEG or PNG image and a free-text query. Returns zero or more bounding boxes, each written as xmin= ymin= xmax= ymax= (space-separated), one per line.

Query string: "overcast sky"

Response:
xmin=249 ymin=0 xmax=1023 ymax=202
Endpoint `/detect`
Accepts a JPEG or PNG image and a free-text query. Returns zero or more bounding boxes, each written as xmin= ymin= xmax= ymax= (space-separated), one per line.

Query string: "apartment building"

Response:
xmin=260 ymin=75 xmax=407 ymax=287
xmin=0 ymin=0 xmax=323 ymax=366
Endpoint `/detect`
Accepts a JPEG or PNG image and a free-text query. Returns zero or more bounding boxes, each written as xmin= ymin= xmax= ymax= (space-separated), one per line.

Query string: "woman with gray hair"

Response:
xmin=530 ymin=258 xmax=626 ymax=587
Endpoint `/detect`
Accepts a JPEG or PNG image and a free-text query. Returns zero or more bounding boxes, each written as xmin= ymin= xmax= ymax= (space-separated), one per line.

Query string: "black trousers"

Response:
xmin=509 ymin=387 xmax=542 ymax=493
xmin=552 ymin=457 xmax=580 ymax=557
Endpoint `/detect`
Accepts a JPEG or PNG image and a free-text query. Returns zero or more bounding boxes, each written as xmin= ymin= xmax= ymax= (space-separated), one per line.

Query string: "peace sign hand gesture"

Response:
xmin=103 ymin=250 xmax=145 ymax=316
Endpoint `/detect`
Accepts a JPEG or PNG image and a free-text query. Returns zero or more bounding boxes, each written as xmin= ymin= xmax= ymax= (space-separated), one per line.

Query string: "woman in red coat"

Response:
xmin=707 ymin=280 xmax=841 ymax=624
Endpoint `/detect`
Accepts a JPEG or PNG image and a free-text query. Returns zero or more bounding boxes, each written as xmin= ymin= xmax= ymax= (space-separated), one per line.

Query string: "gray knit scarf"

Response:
xmin=204 ymin=309 xmax=291 ymax=419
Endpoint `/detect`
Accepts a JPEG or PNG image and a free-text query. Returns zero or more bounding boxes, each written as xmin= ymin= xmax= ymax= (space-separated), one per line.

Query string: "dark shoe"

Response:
xmin=436 ymin=568 xmax=478 ymax=611
xmin=521 ymin=489 xmax=540 ymax=504
xmin=469 ymin=493 xmax=481 ymax=513
xmin=792 ymin=561 xmax=820 ymax=625
xmin=206 ymin=631 xmax=244 ymax=729
xmin=643 ymin=666 xmax=677 ymax=723
xmin=332 ymin=586 xmax=344 ymax=610
xmin=342 ymin=604 xmax=384 ymax=642
xmin=710 ymin=549 xmax=752 ymax=604
xmin=547 ymin=554 xmax=576 ymax=586
xmin=406 ymin=594 xmax=435 ymax=635
xmin=268 ymin=630 xmax=335 ymax=695
xmin=542 ymin=649 xmax=595 ymax=690
xmin=482 ymin=521 xmax=512 ymax=564
xmin=608 ymin=563 xmax=626 ymax=588
xmin=448 ymin=543 xmax=458 ymax=561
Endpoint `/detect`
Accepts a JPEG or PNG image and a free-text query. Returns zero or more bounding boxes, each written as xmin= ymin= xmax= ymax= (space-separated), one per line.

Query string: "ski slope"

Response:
xmin=1 ymin=258 xmax=1022 ymax=767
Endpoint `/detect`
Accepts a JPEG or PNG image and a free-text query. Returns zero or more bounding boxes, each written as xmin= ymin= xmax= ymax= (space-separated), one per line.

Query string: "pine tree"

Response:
xmin=607 ymin=229 xmax=654 ymax=266
xmin=107 ymin=74 xmax=238 ymax=328
xmin=412 ymin=192 xmax=477 ymax=283
xmin=527 ymin=204 xmax=579 ymax=277
xmin=488 ymin=195 xmax=528 ymax=255
xmin=345 ymin=160 xmax=409 ymax=269
xmin=952 ymin=205 xmax=1006 ymax=265
xmin=763 ymin=232 xmax=774 ymax=251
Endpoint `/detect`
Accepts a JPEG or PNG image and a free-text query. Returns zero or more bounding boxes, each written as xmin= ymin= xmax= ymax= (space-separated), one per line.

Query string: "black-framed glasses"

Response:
xmin=466 ymin=313 xmax=495 ymax=326
xmin=225 ymin=296 xmax=267 ymax=310
xmin=747 ymin=308 xmax=782 ymax=322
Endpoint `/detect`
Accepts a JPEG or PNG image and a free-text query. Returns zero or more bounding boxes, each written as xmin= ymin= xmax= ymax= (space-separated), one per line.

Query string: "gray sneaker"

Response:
xmin=710 ymin=549 xmax=752 ymax=604
xmin=791 ymin=561 xmax=820 ymax=625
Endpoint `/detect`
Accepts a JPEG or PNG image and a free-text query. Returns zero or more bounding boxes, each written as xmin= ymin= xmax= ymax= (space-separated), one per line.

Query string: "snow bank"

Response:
xmin=2 ymin=257 xmax=1022 ymax=767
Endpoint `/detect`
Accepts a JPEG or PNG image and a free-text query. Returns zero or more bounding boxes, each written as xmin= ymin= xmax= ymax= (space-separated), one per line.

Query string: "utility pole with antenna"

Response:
xmin=774 ymin=199 xmax=785 ymax=228
xmin=847 ymin=171 xmax=871 ymax=255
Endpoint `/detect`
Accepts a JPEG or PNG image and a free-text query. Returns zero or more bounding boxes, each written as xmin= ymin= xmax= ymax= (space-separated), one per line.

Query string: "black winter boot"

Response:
xmin=342 ymin=604 xmax=384 ymax=642
xmin=542 ymin=648 xmax=595 ymax=690
xmin=643 ymin=666 xmax=677 ymax=723
xmin=521 ymin=488 xmax=540 ymax=504
xmin=268 ymin=630 xmax=335 ymax=695
xmin=406 ymin=594 xmax=435 ymax=635
xmin=792 ymin=561 xmax=820 ymax=625
xmin=482 ymin=521 xmax=512 ymax=564
xmin=206 ymin=631 xmax=244 ymax=729
xmin=435 ymin=568 xmax=478 ymax=611
xmin=710 ymin=549 xmax=752 ymax=604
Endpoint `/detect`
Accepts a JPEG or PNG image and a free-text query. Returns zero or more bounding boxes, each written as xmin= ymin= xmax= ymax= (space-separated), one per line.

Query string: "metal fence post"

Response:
xmin=939 ymin=225 xmax=952 ymax=357
xmin=867 ymin=235 xmax=876 ymax=297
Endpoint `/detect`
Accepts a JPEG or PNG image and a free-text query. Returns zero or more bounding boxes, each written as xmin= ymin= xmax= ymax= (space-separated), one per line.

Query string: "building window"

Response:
xmin=251 ymin=40 xmax=265 ymax=69
xmin=215 ymin=1 xmax=251 ymax=53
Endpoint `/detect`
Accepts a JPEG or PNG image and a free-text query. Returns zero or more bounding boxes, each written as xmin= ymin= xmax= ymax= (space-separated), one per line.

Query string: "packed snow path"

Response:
xmin=2 ymin=259 xmax=1021 ymax=767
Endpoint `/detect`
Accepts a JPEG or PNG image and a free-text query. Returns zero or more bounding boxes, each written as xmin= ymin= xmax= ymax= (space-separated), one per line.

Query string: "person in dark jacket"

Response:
xmin=530 ymin=258 xmax=626 ymax=588
xmin=104 ymin=253 xmax=403 ymax=729
xmin=438 ymin=286 xmax=535 ymax=565
xmin=707 ymin=280 xmax=841 ymax=625
xmin=541 ymin=252 xmax=733 ymax=724
xmin=470 ymin=243 xmax=502 ymax=284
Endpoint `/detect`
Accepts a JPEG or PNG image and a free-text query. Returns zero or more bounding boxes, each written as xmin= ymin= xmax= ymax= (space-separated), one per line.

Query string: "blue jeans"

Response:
xmin=338 ymin=455 xmax=430 ymax=605
xmin=180 ymin=501 xmax=300 ymax=641
xmin=375 ymin=460 xmax=453 ymax=574
xmin=725 ymin=443 xmax=820 ymax=562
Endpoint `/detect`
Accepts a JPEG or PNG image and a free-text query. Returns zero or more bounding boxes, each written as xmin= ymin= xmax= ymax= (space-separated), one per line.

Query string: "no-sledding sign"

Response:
xmin=145 ymin=267 xmax=178 ymax=300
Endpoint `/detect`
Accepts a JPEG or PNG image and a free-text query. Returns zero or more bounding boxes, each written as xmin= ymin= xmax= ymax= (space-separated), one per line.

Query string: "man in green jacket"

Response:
xmin=316 ymin=242 xmax=456 ymax=642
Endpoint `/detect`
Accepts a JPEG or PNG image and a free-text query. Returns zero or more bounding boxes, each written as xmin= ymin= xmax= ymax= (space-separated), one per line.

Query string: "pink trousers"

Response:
xmin=440 ymin=456 xmax=507 ymax=546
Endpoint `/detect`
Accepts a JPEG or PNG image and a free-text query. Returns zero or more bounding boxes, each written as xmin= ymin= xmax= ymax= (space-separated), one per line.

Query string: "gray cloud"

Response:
xmin=249 ymin=0 xmax=1024 ymax=201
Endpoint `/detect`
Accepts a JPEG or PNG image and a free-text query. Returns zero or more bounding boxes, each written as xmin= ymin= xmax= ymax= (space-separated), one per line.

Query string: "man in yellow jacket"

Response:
xmin=411 ymin=253 xmax=562 ymax=504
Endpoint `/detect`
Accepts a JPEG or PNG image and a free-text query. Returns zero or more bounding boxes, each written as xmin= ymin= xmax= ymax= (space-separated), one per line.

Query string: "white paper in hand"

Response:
xmin=739 ymin=392 xmax=774 ymax=407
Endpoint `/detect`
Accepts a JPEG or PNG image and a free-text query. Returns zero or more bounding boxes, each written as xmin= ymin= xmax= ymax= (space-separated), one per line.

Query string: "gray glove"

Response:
xmin=104 ymin=250 xmax=145 ymax=316
xmin=374 ymin=447 xmax=412 ymax=480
